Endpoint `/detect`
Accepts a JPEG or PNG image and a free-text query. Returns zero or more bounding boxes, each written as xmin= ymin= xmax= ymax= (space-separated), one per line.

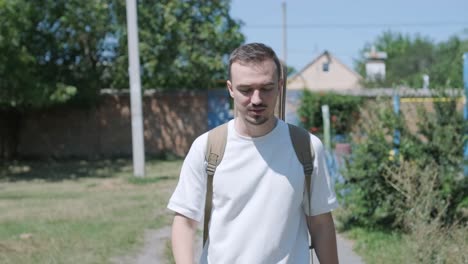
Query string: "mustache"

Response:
xmin=248 ymin=104 xmax=267 ymax=110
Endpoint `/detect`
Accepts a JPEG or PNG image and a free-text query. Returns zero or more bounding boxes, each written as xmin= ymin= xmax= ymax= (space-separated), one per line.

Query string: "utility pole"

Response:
xmin=282 ymin=1 xmax=287 ymax=64
xmin=277 ymin=1 xmax=287 ymax=121
xmin=463 ymin=52 xmax=468 ymax=176
xmin=126 ymin=0 xmax=145 ymax=177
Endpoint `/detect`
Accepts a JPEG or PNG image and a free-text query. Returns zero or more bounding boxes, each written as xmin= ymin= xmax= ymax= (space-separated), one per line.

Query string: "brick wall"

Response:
xmin=1 ymin=91 xmax=208 ymax=159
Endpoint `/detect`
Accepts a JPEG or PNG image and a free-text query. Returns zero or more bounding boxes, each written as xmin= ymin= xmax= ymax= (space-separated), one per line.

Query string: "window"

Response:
xmin=322 ymin=62 xmax=329 ymax=72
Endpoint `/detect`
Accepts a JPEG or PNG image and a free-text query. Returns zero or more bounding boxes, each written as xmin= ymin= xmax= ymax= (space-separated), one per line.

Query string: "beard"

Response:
xmin=244 ymin=114 xmax=269 ymax=126
xmin=243 ymin=104 xmax=270 ymax=125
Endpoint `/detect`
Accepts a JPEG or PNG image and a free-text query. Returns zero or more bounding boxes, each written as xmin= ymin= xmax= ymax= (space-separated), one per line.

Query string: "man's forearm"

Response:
xmin=308 ymin=212 xmax=339 ymax=264
xmin=171 ymin=213 xmax=197 ymax=264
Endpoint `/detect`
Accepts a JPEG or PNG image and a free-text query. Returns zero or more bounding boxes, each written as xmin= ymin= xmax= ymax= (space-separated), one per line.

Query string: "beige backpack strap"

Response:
xmin=288 ymin=124 xmax=315 ymax=248
xmin=203 ymin=123 xmax=228 ymax=246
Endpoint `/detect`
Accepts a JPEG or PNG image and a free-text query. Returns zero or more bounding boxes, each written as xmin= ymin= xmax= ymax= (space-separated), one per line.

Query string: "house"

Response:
xmin=287 ymin=51 xmax=363 ymax=91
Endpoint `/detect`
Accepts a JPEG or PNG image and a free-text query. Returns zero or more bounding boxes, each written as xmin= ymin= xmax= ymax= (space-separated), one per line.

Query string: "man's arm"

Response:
xmin=171 ymin=213 xmax=198 ymax=264
xmin=307 ymin=212 xmax=339 ymax=264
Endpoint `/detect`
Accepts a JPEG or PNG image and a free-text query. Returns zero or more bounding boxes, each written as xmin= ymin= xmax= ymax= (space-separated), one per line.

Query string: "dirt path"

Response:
xmin=110 ymin=226 xmax=172 ymax=264
xmin=115 ymin=225 xmax=364 ymax=264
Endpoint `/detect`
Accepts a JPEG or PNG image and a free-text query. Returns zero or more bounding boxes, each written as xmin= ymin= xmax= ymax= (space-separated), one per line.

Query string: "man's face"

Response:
xmin=227 ymin=59 xmax=282 ymax=127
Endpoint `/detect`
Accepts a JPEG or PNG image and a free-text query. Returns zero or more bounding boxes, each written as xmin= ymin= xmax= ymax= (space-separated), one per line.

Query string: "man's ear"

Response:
xmin=227 ymin=80 xmax=234 ymax=98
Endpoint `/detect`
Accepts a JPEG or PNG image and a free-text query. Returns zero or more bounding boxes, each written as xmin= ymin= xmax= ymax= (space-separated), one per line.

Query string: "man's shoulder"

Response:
xmin=285 ymin=122 xmax=324 ymax=153
xmin=190 ymin=130 xmax=210 ymax=152
xmin=308 ymin=133 xmax=324 ymax=153
xmin=208 ymin=121 xmax=231 ymax=134
xmin=192 ymin=120 xmax=233 ymax=152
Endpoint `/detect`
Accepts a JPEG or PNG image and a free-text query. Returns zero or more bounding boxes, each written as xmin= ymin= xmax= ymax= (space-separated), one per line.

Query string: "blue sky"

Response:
xmin=230 ymin=0 xmax=468 ymax=72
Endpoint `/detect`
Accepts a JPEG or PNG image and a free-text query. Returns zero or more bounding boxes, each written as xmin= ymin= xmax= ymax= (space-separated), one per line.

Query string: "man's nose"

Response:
xmin=251 ymin=90 xmax=263 ymax=105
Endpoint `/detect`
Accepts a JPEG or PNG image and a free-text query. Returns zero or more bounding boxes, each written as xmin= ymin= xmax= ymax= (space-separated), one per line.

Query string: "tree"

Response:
xmin=355 ymin=31 xmax=468 ymax=89
xmin=286 ymin=66 xmax=297 ymax=77
xmin=0 ymin=0 xmax=114 ymax=109
xmin=0 ymin=0 xmax=245 ymax=107
xmin=429 ymin=35 xmax=468 ymax=88
xmin=109 ymin=0 xmax=245 ymax=90
xmin=0 ymin=0 xmax=115 ymax=158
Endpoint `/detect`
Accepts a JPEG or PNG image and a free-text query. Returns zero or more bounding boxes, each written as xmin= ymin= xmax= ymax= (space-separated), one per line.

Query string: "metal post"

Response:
xmin=393 ymin=94 xmax=400 ymax=158
xmin=278 ymin=2 xmax=287 ymax=122
xmin=126 ymin=0 xmax=145 ymax=177
xmin=282 ymin=1 xmax=287 ymax=64
xmin=463 ymin=53 xmax=468 ymax=176
xmin=321 ymin=105 xmax=331 ymax=151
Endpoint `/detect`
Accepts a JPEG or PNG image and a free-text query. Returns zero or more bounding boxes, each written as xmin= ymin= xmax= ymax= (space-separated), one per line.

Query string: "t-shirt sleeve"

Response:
xmin=303 ymin=134 xmax=339 ymax=216
xmin=167 ymin=133 xmax=208 ymax=222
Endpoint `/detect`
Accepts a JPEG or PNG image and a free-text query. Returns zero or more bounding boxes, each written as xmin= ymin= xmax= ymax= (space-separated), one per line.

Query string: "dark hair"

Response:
xmin=228 ymin=43 xmax=282 ymax=81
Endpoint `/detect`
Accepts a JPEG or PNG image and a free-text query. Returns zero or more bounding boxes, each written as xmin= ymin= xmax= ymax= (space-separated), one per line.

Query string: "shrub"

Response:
xmin=298 ymin=91 xmax=363 ymax=136
xmin=384 ymin=161 xmax=468 ymax=264
xmin=338 ymin=95 xmax=467 ymax=229
xmin=337 ymin=98 xmax=401 ymax=228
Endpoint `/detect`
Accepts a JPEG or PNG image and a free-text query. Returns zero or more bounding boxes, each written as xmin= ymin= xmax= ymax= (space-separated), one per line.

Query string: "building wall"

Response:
xmin=288 ymin=55 xmax=362 ymax=91
xmin=365 ymin=61 xmax=386 ymax=81
xmin=1 ymin=91 xmax=210 ymax=159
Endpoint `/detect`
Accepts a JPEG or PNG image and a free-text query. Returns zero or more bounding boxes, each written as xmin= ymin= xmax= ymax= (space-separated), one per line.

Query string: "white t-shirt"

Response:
xmin=168 ymin=119 xmax=338 ymax=264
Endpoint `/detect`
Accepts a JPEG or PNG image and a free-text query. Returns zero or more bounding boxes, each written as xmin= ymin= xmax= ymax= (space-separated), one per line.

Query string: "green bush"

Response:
xmin=297 ymin=91 xmax=363 ymax=136
xmin=338 ymin=95 xmax=467 ymax=230
xmin=383 ymin=161 xmax=468 ymax=264
xmin=337 ymin=99 xmax=401 ymax=228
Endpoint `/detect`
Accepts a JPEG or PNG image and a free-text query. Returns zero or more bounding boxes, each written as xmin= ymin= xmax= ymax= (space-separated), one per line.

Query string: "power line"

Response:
xmin=246 ymin=21 xmax=468 ymax=29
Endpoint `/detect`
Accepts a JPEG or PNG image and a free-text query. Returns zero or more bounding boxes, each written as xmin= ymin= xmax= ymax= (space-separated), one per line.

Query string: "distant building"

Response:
xmin=364 ymin=46 xmax=387 ymax=81
xmin=287 ymin=51 xmax=363 ymax=91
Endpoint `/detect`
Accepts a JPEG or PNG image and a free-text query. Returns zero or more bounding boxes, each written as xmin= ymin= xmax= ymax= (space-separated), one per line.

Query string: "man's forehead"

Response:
xmin=231 ymin=59 xmax=276 ymax=69
xmin=236 ymin=80 xmax=276 ymax=88
xmin=230 ymin=60 xmax=278 ymax=77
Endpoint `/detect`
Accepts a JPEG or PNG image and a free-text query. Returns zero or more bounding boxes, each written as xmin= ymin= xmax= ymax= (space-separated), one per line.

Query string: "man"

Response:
xmin=168 ymin=43 xmax=339 ymax=263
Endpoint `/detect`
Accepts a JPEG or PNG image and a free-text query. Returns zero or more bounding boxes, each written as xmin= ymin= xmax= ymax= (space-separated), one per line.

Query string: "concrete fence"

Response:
xmin=0 ymin=90 xmax=217 ymax=159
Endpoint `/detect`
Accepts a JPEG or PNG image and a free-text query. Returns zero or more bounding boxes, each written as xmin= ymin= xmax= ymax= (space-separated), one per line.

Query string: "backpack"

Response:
xmin=203 ymin=122 xmax=315 ymax=246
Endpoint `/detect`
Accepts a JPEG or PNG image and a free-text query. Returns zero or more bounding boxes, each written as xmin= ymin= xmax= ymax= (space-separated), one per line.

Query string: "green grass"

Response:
xmin=344 ymin=228 xmax=411 ymax=264
xmin=344 ymin=226 xmax=468 ymax=263
xmin=0 ymin=159 xmax=182 ymax=264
